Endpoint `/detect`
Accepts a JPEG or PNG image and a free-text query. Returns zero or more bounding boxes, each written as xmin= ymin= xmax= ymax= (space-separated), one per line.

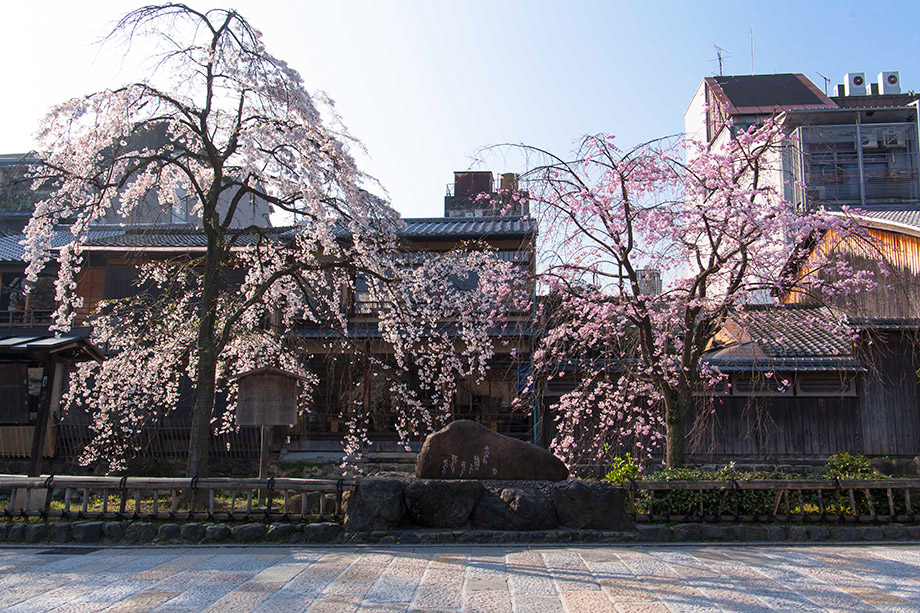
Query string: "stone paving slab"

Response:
xmin=1 ymin=544 xmax=920 ymax=611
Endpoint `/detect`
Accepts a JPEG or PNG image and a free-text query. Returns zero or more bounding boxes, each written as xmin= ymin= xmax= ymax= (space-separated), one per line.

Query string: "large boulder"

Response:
xmin=472 ymin=486 xmax=557 ymax=530
xmin=343 ymin=477 xmax=406 ymax=532
xmin=405 ymin=479 xmax=482 ymax=528
xmin=416 ymin=420 xmax=569 ymax=481
xmin=551 ymin=481 xmax=629 ymax=530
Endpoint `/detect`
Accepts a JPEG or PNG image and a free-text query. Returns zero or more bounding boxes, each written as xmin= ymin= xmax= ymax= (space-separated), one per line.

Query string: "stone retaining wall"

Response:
xmin=0 ymin=520 xmax=918 ymax=546
xmin=343 ymin=477 xmax=630 ymax=533
xmin=0 ymin=521 xmax=343 ymax=545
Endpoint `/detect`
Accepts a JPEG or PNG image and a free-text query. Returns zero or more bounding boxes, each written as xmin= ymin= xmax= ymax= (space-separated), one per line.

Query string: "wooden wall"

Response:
xmin=857 ymin=330 xmax=920 ymax=455
xmin=785 ymin=228 xmax=920 ymax=318
xmin=687 ymin=333 xmax=920 ymax=459
xmin=688 ymin=396 xmax=864 ymax=457
xmin=545 ymin=331 xmax=920 ymax=461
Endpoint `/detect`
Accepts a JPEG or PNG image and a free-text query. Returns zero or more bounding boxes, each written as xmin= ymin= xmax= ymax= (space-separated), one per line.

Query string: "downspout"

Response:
xmin=529 ymin=230 xmax=541 ymax=447
xmin=912 ymin=101 xmax=920 ymax=200
xmin=856 ymin=114 xmax=867 ymax=207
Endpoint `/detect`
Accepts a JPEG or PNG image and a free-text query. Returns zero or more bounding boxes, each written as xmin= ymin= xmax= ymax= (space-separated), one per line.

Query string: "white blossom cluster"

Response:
xmin=23 ymin=6 xmax=525 ymax=472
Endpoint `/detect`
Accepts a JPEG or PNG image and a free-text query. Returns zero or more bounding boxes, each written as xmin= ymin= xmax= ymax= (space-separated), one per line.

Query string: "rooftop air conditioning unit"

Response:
xmin=862 ymin=134 xmax=879 ymax=148
xmin=881 ymin=130 xmax=906 ymax=148
xmin=845 ymin=72 xmax=867 ymax=96
xmin=806 ymin=186 xmax=827 ymax=202
xmin=879 ymin=71 xmax=901 ymax=95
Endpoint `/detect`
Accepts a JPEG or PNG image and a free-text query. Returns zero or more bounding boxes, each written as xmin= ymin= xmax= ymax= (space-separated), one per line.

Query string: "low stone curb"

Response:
xmin=0 ymin=521 xmax=344 ymax=545
xmin=1 ymin=520 xmax=918 ymax=546
xmin=635 ymin=522 xmax=920 ymax=543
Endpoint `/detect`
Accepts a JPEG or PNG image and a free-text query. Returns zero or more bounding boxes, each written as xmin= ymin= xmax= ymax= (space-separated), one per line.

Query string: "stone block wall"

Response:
xmin=342 ymin=477 xmax=629 ymax=533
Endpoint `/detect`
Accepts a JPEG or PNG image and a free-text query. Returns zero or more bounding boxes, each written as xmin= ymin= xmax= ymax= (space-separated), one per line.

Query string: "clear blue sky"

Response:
xmin=4 ymin=1 xmax=920 ymax=218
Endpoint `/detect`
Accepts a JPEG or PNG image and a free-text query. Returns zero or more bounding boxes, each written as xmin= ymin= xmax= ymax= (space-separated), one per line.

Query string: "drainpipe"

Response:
xmin=856 ymin=114 xmax=867 ymax=207
xmin=911 ymin=101 xmax=920 ymax=200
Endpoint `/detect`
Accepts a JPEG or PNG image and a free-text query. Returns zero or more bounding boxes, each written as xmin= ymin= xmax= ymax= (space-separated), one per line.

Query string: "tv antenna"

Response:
xmin=712 ymin=45 xmax=729 ymax=76
xmin=750 ymin=28 xmax=755 ymax=74
xmin=815 ymin=71 xmax=832 ymax=95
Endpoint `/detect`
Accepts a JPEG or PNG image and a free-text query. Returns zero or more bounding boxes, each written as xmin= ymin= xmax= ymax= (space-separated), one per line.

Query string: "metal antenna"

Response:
xmin=713 ymin=45 xmax=729 ymax=76
xmin=750 ymin=28 xmax=755 ymax=74
xmin=816 ymin=71 xmax=832 ymax=95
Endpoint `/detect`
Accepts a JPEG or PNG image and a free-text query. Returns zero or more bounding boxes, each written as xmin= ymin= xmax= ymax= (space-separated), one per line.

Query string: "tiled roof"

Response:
xmin=83 ymin=226 xmax=295 ymax=249
xmin=850 ymin=206 xmax=920 ymax=235
xmin=703 ymin=355 xmax=863 ymax=373
xmin=401 ymin=216 xmax=535 ymax=238
xmin=0 ymin=216 xmax=534 ymax=259
xmin=705 ymin=74 xmax=836 ymax=114
xmin=703 ymin=305 xmax=860 ymax=372
xmin=0 ymin=229 xmax=123 ymax=262
xmin=0 ymin=330 xmax=104 ymax=362
xmin=847 ymin=317 xmax=920 ymax=331
xmin=739 ymin=306 xmax=852 ymax=358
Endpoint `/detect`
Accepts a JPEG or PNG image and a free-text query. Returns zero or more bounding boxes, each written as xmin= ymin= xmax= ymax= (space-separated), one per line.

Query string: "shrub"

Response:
xmin=823 ymin=452 xmax=876 ymax=479
xmin=603 ymin=453 xmax=641 ymax=485
xmin=634 ymin=456 xmax=898 ymax=517
xmin=638 ymin=464 xmax=803 ymax=517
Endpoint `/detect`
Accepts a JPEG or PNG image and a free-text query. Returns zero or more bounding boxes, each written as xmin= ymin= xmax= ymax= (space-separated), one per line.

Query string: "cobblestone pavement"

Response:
xmin=2 ymin=544 xmax=920 ymax=612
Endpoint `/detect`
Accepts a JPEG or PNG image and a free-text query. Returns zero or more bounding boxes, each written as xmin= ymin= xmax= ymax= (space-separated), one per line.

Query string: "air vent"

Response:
xmin=796 ymin=376 xmax=857 ymax=397
xmin=731 ymin=376 xmax=791 ymax=397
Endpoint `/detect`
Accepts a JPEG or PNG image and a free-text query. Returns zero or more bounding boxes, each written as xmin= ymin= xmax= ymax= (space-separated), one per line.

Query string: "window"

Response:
xmin=798 ymin=123 xmax=920 ymax=206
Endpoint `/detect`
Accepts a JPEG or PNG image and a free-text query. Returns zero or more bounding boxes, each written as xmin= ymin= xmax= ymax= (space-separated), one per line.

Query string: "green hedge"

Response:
xmin=606 ymin=453 xmax=919 ymax=517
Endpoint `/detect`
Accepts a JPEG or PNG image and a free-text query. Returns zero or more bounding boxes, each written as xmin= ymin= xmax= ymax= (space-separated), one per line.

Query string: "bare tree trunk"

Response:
xmin=187 ymin=349 xmax=217 ymax=478
xmin=664 ymin=392 xmax=690 ymax=468
xmin=186 ymin=246 xmax=222 ymax=478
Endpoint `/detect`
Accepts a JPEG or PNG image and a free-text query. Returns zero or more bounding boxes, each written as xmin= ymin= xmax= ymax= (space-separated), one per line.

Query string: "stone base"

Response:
xmin=2 ymin=519 xmax=918 ymax=546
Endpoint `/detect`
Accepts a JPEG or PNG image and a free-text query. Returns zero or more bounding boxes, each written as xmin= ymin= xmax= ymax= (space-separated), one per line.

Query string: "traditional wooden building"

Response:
xmin=0 ymin=170 xmax=536 ymax=466
xmin=684 ymin=71 xmax=920 ymax=463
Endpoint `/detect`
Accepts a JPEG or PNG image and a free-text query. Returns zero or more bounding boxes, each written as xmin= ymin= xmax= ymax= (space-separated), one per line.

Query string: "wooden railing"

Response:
xmin=0 ymin=475 xmax=354 ymax=522
xmin=0 ymin=310 xmax=53 ymax=327
xmin=7 ymin=475 xmax=917 ymax=525
xmin=625 ymin=478 xmax=920 ymax=524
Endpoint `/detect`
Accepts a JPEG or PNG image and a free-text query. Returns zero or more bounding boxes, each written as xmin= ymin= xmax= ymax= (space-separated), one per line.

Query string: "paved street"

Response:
xmin=1 ymin=543 xmax=919 ymax=612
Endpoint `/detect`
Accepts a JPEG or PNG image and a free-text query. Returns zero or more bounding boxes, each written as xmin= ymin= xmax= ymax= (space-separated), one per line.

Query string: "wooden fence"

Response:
xmin=625 ymin=478 xmax=920 ymax=524
xmin=0 ymin=475 xmax=354 ymax=522
xmin=5 ymin=475 xmax=919 ymax=526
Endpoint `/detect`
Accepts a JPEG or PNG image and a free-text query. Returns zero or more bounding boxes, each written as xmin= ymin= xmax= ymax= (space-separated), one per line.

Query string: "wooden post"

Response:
xmin=13 ymin=358 xmax=63 ymax=512
xmin=28 ymin=357 xmax=57 ymax=477
xmin=231 ymin=367 xmax=304 ymax=505
xmin=258 ymin=424 xmax=271 ymax=505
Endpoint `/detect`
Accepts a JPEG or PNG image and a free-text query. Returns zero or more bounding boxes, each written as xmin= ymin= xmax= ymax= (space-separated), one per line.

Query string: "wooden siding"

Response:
xmin=74 ymin=266 xmax=105 ymax=323
xmin=686 ymin=334 xmax=920 ymax=458
xmin=550 ymin=333 xmax=920 ymax=460
xmin=785 ymin=228 xmax=920 ymax=318
xmin=688 ymin=396 xmax=863 ymax=457
xmin=858 ymin=331 xmax=920 ymax=455
xmin=0 ymin=364 xmax=28 ymax=424
xmin=0 ymin=424 xmax=55 ymax=457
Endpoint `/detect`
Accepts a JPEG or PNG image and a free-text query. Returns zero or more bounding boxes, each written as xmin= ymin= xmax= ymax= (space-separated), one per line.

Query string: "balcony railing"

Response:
xmin=0 ymin=310 xmax=53 ymax=328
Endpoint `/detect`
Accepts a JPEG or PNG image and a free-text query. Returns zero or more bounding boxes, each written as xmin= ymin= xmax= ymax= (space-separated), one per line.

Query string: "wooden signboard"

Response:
xmin=232 ymin=367 xmax=304 ymax=426
xmin=231 ymin=367 xmax=307 ymax=487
